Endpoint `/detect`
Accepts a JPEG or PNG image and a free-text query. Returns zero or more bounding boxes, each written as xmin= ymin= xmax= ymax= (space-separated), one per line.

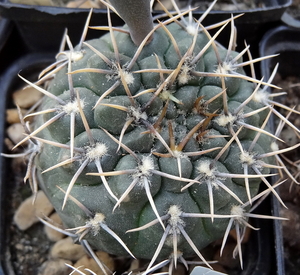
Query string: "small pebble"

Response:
xmin=66 ymin=0 xmax=103 ymax=8
xmin=280 ymin=203 xmax=300 ymax=249
xmin=38 ymin=259 xmax=72 ymax=275
xmin=14 ymin=190 xmax=54 ymax=231
xmin=15 ymin=243 xmax=24 ymax=251
xmin=44 ymin=212 xmax=65 ymax=242
xmin=128 ymin=259 xmax=140 ymax=273
xmin=6 ymin=123 xmax=26 ymax=145
xmin=74 ymin=251 xmax=115 ymax=275
xmin=4 ymin=137 xmax=15 ymax=151
xmin=50 ymin=237 xmax=86 ymax=261
xmin=13 ymin=86 xmax=42 ymax=109
xmin=6 ymin=108 xmax=27 ymax=124
xmin=280 ymin=128 xmax=298 ymax=147
xmin=153 ymin=0 xmax=173 ymax=10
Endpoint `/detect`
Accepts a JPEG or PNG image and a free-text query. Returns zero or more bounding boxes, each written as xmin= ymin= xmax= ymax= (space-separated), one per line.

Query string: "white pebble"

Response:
xmin=50 ymin=237 xmax=86 ymax=261
xmin=13 ymin=190 xmax=54 ymax=231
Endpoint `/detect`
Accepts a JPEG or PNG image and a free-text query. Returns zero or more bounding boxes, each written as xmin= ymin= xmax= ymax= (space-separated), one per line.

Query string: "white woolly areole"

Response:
xmin=62 ymin=99 xmax=84 ymax=115
xmin=135 ymin=156 xmax=155 ymax=178
xmin=167 ymin=205 xmax=185 ymax=233
xmin=178 ymin=64 xmax=192 ymax=85
xmin=240 ymin=151 xmax=256 ymax=165
xmin=252 ymin=89 xmax=269 ymax=104
xmin=230 ymin=205 xmax=245 ymax=223
xmin=129 ymin=106 xmax=148 ymax=121
xmin=87 ymin=213 xmax=105 ymax=235
xmin=215 ymin=62 xmax=234 ymax=75
xmin=270 ymin=141 xmax=279 ymax=152
xmin=186 ymin=24 xmax=198 ymax=36
xmin=197 ymin=160 xmax=214 ymax=177
xmin=57 ymin=50 xmax=84 ymax=62
xmin=86 ymin=143 xmax=108 ymax=161
xmin=70 ymin=51 xmax=84 ymax=62
xmin=215 ymin=113 xmax=236 ymax=127
xmin=169 ymin=250 xmax=183 ymax=259
xmin=172 ymin=149 xmax=184 ymax=158
xmin=118 ymin=69 xmax=135 ymax=85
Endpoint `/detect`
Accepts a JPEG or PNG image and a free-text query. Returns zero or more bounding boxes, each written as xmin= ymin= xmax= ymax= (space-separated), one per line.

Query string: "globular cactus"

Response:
xmin=8 ymin=0 xmax=300 ymax=273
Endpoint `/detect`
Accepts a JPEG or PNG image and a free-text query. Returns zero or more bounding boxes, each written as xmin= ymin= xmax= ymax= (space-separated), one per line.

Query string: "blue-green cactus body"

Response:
xmin=34 ymin=19 xmax=273 ymax=261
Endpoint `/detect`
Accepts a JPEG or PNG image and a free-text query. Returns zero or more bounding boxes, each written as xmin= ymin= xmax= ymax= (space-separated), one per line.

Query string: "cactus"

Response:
xmin=5 ymin=0 xmax=300 ymax=273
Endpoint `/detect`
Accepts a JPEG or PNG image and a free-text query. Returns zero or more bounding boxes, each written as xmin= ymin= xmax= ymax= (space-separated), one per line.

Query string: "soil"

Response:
xmin=285 ymin=0 xmax=300 ymax=19
xmin=172 ymin=0 xmax=268 ymax=11
xmin=272 ymin=74 xmax=300 ymax=275
xmin=2 ymin=157 xmax=53 ymax=275
xmin=7 ymin=0 xmax=267 ymax=10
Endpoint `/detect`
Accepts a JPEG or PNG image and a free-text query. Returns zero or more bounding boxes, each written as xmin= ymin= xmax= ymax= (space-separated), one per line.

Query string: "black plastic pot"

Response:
xmin=281 ymin=2 xmax=300 ymax=28
xmin=0 ymin=6 xmax=123 ymax=53
xmin=0 ymin=18 xmax=14 ymax=76
xmin=260 ymin=25 xmax=300 ymax=79
xmin=0 ymin=0 xmax=292 ymax=53
xmin=0 ymin=53 xmax=55 ymax=275
xmin=259 ymin=25 xmax=300 ymax=275
xmin=0 ymin=18 xmax=13 ymax=53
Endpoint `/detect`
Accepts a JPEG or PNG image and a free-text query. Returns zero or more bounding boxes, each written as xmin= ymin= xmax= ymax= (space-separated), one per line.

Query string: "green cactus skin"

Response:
xmin=13 ymin=2 xmax=296 ymax=272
